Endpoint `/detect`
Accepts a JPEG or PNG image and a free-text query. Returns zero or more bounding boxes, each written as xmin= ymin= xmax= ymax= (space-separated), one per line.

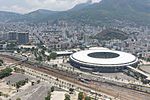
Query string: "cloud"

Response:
xmin=0 ymin=0 xmax=101 ymax=13
xmin=1 ymin=5 xmax=29 ymax=13
xmin=10 ymin=5 xmax=29 ymax=13
xmin=25 ymin=0 xmax=88 ymax=11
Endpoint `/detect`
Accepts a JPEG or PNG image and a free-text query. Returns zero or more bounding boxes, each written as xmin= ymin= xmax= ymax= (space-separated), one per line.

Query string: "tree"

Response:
xmin=14 ymin=67 xmax=25 ymax=73
xmin=51 ymin=86 xmax=54 ymax=92
xmin=41 ymin=49 xmax=45 ymax=56
xmin=45 ymin=91 xmax=51 ymax=100
xmin=37 ymin=80 xmax=40 ymax=84
xmin=16 ymin=83 xmax=20 ymax=89
xmin=16 ymin=48 xmax=21 ymax=53
xmin=45 ymin=96 xmax=50 ymax=100
xmin=78 ymin=92 xmax=84 ymax=100
xmin=50 ymin=52 xmax=57 ymax=59
xmin=31 ymin=82 xmax=34 ymax=86
xmin=31 ymin=47 xmax=35 ymax=52
xmin=16 ymin=80 xmax=27 ymax=89
xmin=42 ymin=46 xmax=47 ymax=51
xmin=0 ymin=67 xmax=13 ymax=79
xmin=0 ymin=59 xmax=4 ymax=64
xmin=69 ymin=88 xmax=74 ymax=94
xmin=16 ymin=98 xmax=21 ymax=100
xmin=47 ymin=55 xmax=51 ymax=61
xmin=85 ymin=96 xmax=91 ymax=100
xmin=7 ymin=42 xmax=17 ymax=50
xmin=34 ymin=51 xmax=38 ymax=58
xmin=36 ymin=55 xmax=43 ymax=62
xmin=25 ymin=78 xmax=29 ymax=83
xmin=47 ymin=91 xmax=51 ymax=96
xmin=64 ymin=94 xmax=70 ymax=100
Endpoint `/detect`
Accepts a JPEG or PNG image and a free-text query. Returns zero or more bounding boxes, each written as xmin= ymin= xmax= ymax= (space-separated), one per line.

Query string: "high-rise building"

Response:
xmin=0 ymin=31 xmax=29 ymax=45
xmin=0 ymin=32 xmax=8 ymax=41
xmin=18 ymin=32 xmax=29 ymax=44
xmin=8 ymin=31 xmax=17 ymax=41
xmin=83 ymin=34 xmax=89 ymax=45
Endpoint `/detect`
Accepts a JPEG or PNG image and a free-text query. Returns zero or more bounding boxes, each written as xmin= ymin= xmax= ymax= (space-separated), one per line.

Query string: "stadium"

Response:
xmin=70 ymin=49 xmax=139 ymax=73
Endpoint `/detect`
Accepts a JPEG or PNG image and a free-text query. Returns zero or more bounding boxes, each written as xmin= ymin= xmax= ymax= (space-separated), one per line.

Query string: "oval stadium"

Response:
xmin=70 ymin=49 xmax=139 ymax=73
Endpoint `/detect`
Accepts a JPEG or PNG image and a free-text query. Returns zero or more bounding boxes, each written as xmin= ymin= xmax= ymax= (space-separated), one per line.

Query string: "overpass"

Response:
xmin=127 ymin=66 xmax=150 ymax=81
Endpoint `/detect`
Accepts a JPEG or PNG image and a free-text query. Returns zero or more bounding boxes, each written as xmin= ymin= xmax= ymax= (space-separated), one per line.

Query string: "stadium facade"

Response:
xmin=70 ymin=49 xmax=138 ymax=73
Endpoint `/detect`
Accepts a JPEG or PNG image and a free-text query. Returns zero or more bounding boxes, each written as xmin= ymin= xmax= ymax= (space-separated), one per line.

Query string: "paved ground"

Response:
xmin=139 ymin=65 xmax=150 ymax=74
xmin=95 ymin=72 xmax=137 ymax=81
xmin=51 ymin=91 xmax=67 ymax=100
xmin=10 ymin=82 xmax=66 ymax=100
xmin=0 ymin=73 xmax=37 ymax=100
xmin=4 ymin=73 xmax=35 ymax=85
xmin=9 ymin=82 xmax=50 ymax=100
xmin=0 ymin=80 xmax=16 ymax=97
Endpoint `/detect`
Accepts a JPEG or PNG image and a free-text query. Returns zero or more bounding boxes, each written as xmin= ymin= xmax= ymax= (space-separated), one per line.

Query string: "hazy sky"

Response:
xmin=0 ymin=0 xmax=101 ymax=14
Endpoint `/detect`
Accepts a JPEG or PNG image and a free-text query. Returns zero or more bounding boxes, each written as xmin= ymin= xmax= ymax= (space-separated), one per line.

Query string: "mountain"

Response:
xmin=63 ymin=0 xmax=150 ymax=25
xmin=0 ymin=0 xmax=150 ymax=25
xmin=18 ymin=2 xmax=93 ymax=23
xmin=0 ymin=11 xmax=22 ymax=22
xmin=53 ymin=0 xmax=150 ymax=26
xmin=24 ymin=9 xmax=59 ymax=21
xmin=12 ymin=9 xmax=60 ymax=22
xmin=27 ymin=9 xmax=57 ymax=15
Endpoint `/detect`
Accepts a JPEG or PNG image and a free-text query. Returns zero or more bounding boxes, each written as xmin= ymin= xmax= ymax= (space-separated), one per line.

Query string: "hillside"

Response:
xmin=93 ymin=29 xmax=128 ymax=41
xmin=23 ymin=9 xmax=59 ymax=22
xmin=0 ymin=11 xmax=22 ymax=22
xmin=0 ymin=0 xmax=150 ymax=25
xmin=64 ymin=0 xmax=150 ymax=25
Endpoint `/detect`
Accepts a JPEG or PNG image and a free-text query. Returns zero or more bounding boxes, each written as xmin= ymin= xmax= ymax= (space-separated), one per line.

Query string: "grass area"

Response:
xmin=0 ymin=68 xmax=12 ymax=79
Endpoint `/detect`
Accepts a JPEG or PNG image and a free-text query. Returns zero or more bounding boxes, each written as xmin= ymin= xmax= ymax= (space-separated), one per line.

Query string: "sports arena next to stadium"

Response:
xmin=70 ymin=48 xmax=139 ymax=73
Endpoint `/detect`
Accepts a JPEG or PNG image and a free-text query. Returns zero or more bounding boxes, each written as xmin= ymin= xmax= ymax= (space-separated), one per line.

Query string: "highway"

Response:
xmin=1 ymin=54 xmax=150 ymax=100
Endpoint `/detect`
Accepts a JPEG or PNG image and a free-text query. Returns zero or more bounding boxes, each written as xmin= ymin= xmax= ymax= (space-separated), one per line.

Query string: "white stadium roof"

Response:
xmin=70 ymin=49 xmax=138 ymax=67
xmin=89 ymin=47 xmax=109 ymax=50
